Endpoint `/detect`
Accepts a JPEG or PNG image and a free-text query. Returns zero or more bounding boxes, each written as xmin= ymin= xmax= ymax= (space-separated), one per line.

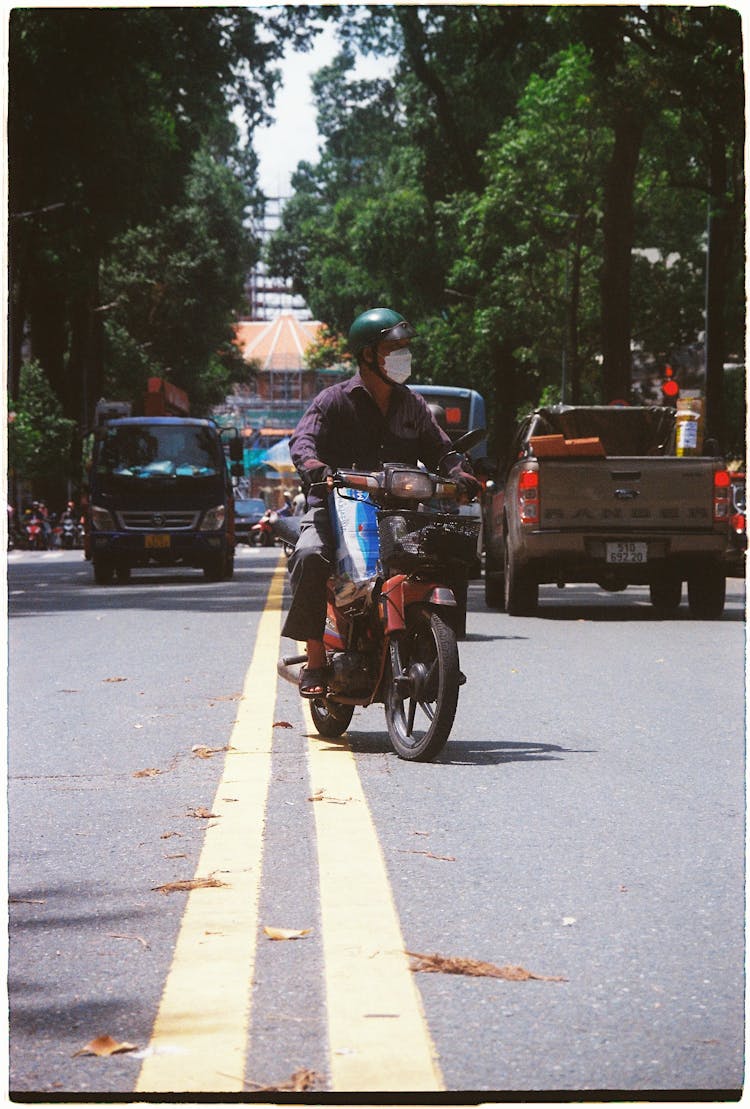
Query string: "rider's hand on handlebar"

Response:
xmin=451 ymin=469 xmax=482 ymax=501
xmin=303 ymin=460 xmax=335 ymax=489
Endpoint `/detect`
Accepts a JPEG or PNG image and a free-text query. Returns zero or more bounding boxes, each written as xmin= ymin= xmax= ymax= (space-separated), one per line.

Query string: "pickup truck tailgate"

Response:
xmin=539 ymin=457 xmax=717 ymax=531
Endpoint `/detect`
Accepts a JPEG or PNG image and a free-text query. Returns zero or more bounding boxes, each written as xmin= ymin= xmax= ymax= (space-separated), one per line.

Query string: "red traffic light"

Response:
xmin=661 ymin=364 xmax=680 ymax=401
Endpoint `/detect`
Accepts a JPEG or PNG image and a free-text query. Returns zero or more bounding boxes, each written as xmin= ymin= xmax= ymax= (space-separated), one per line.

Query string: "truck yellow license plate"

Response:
xmin=606 ymin=541 xmax=647 ymax=564
xmin=145 ymin=534 xmax=170 ymax=549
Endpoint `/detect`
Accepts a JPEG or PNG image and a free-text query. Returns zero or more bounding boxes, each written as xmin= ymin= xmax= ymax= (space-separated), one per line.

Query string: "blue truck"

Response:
xmin=84 ymin=383 xmax=243 ymax=584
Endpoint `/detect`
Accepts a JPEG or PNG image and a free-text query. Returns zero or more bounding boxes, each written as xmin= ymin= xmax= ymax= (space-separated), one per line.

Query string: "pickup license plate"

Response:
xmin=606 ymin=541 xmax=647 ymax=564
xmin=145 ymin=533 xmax=170 ymax=550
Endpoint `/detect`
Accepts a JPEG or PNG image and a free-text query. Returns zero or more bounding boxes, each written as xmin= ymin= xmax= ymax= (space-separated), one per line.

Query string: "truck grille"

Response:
xmin=118 ymin=510 xmax=200 ymax=531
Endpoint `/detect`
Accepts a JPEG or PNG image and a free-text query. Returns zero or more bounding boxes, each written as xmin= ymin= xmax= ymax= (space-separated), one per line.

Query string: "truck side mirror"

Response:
xmin=228 ymin=437 xmax=243 ymax=463
xmin=230 ymin=462 xmax=244 ymax=478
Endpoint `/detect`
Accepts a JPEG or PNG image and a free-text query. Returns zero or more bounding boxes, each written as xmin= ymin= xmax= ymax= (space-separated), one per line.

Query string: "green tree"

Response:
xmin=8 ymin=363 xmax=77 ymax=506
xmin=8 ymin=7 xmax=295 ymax=424
xmin=267 ymin=6 xmax=743 ymax=453
xmin=101 ymin=147 xmax=255 ymax=412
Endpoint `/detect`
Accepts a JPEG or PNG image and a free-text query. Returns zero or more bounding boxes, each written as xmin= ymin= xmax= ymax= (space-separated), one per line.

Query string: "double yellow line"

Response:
xmin=136 ymin=558 xmax=443 ymax=1094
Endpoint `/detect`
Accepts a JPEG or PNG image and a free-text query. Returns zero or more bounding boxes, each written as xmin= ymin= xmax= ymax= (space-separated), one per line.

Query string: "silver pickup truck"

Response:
xmin=483 ymin=405 xmax=732 ymax=618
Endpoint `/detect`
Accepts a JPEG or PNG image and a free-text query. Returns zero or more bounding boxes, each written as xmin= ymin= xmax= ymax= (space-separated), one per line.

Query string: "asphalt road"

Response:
xmin=7 ymin=546 xmax=746 ymax=1099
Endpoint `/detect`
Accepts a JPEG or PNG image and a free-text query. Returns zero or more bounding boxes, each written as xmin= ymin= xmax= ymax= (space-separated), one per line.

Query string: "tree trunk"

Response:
xmin=28 ymin=264 xmax=68 ymax=406
xmin=567 ymin=216 xmax=585 ymax=404
xmin=600 ymin=108 xmax=644 ymax=403
xmin=703 ymin=134 xmax=733 ymax=448
xmin=490 ymin=336 xmax=518 ymax=462
xmin=67 ymin=260 xmax=103 ymax=431
xmin=397 ymin=8 xmax=482 ymax=194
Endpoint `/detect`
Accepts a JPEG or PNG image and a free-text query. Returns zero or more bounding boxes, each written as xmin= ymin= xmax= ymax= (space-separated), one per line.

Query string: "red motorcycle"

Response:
xmin=251 ymin=509 xmax=283 ymax=548
xmin=25 ymin=512 xmax=48 ymax=550
xmin=274 ymin=431 xmax=483 ymax=761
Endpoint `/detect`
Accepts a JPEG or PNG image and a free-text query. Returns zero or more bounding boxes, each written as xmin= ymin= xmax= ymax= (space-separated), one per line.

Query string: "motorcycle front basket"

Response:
xmin=378 ymin=510 xmax=480 ymax=571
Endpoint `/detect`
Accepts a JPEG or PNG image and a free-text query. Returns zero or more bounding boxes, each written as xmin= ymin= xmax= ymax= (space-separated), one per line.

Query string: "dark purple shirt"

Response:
xmin=289 ymin=374 xmax=455 ymax=505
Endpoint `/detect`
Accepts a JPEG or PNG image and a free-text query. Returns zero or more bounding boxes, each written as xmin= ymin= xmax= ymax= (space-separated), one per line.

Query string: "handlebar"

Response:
xmin=308 ymin=465 xmax=474 ymax=504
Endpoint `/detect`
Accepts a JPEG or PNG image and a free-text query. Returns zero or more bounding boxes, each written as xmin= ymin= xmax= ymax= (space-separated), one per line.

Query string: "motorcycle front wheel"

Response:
xmin=385 ymin=606 xmax=459 ymax=761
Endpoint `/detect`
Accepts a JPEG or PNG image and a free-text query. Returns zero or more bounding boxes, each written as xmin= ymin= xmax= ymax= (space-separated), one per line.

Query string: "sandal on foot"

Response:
xmin=299 ymin=665 xmax=328 ymax=699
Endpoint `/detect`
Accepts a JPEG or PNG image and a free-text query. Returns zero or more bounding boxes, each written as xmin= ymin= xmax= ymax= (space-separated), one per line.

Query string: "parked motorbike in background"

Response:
xmin=274 ymin=430 xmax=484 ymax=761
xmin=25 ymin=513 xmax=48 ymax=550
xmin=60 ymin=516 xmax=79 ymax=549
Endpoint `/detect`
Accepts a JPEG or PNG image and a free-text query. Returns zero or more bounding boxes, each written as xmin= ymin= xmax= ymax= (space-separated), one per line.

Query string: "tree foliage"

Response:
xmin=8 ymin=363 xmax=77 ymax=501
xmin=8 ymin=6 xmax=303 ymax=426
xmin=9 ymin=4 xmax=744 ymax=488
xmin=100 ymin=147 xmax=255 ymax=410
xmin=267 ymin=4 xmax=744 ymax=454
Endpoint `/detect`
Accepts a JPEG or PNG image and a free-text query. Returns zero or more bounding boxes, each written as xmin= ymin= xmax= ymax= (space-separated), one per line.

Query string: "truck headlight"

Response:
xmin=200 ymin=504 xmax=225 ymax=531
xmin=90 ymin=505 xmax=116 ymax=531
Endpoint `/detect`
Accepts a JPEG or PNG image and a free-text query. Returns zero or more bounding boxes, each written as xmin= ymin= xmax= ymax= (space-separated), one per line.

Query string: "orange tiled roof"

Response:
xmin=234 ymin=312 xmax=323 ymax=372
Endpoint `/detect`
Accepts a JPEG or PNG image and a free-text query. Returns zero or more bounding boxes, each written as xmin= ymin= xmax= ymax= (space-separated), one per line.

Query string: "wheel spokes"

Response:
xmin=419 ymin=700 xmax=435 ymax=721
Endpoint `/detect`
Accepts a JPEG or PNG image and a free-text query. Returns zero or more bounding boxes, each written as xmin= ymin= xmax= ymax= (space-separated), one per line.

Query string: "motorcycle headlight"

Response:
xmin=200 ymin=504 xmax=226 ymax=531
xmin=90 ymin=505 xmax=116 ymax=531
xmin=388 ymin=470 xmax=435 ymax=500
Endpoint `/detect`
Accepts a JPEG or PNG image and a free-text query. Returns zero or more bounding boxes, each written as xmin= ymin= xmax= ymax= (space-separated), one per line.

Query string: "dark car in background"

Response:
xmin=233 ymin=497 xmax=268 ymax=546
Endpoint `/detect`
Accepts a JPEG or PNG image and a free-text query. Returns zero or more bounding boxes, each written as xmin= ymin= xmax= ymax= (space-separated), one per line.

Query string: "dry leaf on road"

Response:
xmin=187 ymin=806 xmax=219 ymax=819
xmin=407 ymin=951 xmax=567 ymax=982
xmin=191 ymin=744 xmax=232 ymax=759
xmin=73 ymin=1035 xmax=138 ymax=1057
xmin=273 ymin=720 xmax=294 ymax=729
xmin=263 ymin=926 xmax=312 ymax=941
xmin=107 ymin=933 xmax=150 ymax=950
xmin=152 ymin=877 xmax=228 ymax=895
xmin=243 ymin=1068 xmax=320 ymax=1092
xmin=399 ymin=849 xmax=456 ymax=862
xmin=133 ymin=768 xmax=161 ymax=778
xmin=102 ymin=677 xmax=128 ymax=683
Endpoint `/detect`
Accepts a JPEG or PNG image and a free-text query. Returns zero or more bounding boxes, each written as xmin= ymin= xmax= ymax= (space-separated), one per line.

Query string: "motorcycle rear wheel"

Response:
xmin=385 ymin=607 xmax=459 ymax=761
xmin=309 ymin=698 xmax=355 ymax=738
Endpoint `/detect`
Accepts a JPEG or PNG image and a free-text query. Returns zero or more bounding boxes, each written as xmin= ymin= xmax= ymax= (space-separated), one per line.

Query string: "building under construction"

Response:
xmin=213 ymin=197 xmax=349 ymax=497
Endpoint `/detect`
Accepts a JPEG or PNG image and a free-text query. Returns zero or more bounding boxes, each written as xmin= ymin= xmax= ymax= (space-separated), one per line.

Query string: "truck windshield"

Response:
xmin=96 ymin=425 xmax=222 ymax=478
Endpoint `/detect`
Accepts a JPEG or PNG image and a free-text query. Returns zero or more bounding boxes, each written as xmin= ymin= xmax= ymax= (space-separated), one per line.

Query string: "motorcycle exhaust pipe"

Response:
xmin=277 ymin=653 xmax=307 ymax=686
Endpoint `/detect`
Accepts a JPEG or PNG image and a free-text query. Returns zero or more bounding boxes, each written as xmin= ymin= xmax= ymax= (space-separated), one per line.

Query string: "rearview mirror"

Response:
xmin=445 ymin=427 xmax=487 ymax=458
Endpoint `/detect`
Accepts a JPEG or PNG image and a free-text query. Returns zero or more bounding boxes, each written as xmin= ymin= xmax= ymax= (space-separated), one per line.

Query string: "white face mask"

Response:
xmin=382 ymin=348 xmax=412 ymax=384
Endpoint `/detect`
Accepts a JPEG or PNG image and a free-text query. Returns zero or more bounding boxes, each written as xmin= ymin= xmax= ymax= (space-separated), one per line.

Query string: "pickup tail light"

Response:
xmin=713 ymin=468 xmax=731 ymax=523
xmin=518 ymin=468 xmax=540 ymax=525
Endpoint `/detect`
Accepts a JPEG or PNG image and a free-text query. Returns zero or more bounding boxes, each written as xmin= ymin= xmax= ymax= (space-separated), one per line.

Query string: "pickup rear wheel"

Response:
xmin=504 ymin=536 xmax=538 ymax=616
xmin=687 ymin=564 xmax=726 ymax=619
xmin=484 ymin=547 xmax=505 ymax=610
xmin=649 ymin=572 xmax=682 ymax=614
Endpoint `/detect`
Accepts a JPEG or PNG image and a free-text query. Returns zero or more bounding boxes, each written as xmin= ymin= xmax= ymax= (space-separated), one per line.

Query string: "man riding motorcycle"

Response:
xmin=282 ymin=306 xmax=480 ymax=698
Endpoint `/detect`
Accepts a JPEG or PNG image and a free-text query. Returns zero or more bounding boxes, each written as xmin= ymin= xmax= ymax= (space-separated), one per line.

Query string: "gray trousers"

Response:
xmin=281 ymin=506 xmax=334 ymax=643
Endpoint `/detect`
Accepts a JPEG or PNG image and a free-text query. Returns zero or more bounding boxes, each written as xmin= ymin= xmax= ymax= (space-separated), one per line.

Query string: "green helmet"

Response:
xmin=348 ymin=307 xmax=415 ymax=356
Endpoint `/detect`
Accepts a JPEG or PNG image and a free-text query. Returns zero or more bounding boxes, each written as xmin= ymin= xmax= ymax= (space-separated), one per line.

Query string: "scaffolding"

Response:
xmin=246 ymin=197 xmax=311 ymax=321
